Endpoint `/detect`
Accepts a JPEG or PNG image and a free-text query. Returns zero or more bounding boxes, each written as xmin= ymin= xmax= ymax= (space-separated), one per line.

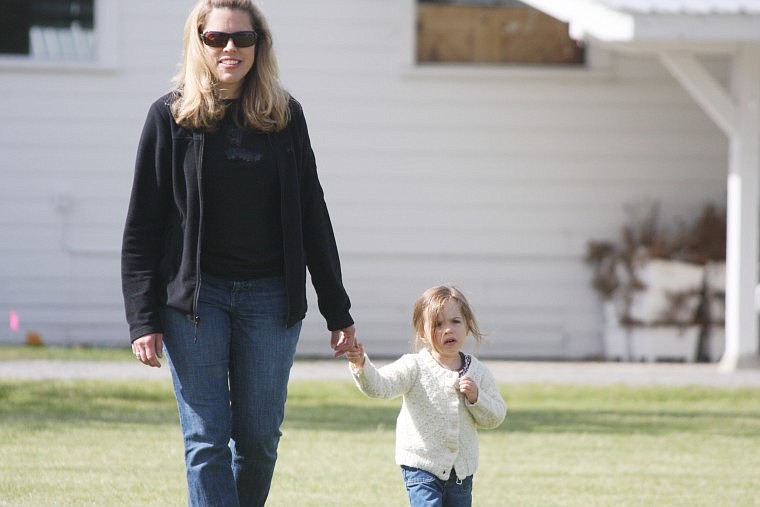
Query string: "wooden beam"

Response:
xmin=658 ymin=51 xmax=737 ymax=137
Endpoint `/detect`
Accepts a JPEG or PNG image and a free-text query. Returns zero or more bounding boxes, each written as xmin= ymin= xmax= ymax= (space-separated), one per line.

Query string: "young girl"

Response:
xmin=346 ymin=285 xmax=506 ymax=507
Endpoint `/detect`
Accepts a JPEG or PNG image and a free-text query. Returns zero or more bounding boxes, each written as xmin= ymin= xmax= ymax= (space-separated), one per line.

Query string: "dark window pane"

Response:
xmin=0 ymin=1 xmax=31 ymax=55
xmin=31 ymin=0 xmax=94 ymax=29
xmin=0 ymin=0 xmax=95 ymax=57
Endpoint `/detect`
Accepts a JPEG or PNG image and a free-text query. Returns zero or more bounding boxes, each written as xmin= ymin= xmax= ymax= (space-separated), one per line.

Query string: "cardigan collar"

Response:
xmin=419 ymin=348 xmax=462 ymax=385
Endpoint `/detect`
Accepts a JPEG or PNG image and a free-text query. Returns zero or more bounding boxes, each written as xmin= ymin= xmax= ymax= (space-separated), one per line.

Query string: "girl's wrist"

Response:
xmin=348 ymin=356 xmax=365 ymax=369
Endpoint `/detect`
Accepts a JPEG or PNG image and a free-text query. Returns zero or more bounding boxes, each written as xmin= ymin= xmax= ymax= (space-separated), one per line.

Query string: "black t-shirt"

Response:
xmin=200 ymin=105 xmax=284 ymax=280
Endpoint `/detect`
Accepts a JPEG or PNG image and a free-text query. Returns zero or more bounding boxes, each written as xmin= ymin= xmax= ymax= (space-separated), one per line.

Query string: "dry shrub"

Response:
xmin=585 ymin=201 xmax=726 ymax=298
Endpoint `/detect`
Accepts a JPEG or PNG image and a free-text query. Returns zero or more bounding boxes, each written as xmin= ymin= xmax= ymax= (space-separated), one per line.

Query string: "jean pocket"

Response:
xmin=455 ymin=475 xmax=473 ymax=493
xmin=401 ymin=466 xmax=438 ymax=487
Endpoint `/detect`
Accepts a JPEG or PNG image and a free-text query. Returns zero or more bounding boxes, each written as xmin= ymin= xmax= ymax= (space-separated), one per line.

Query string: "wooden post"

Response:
xmin=657 ymin=46 xmax=760 ymax=370
xmin=720 ymin=44 xmax=760 ymax=371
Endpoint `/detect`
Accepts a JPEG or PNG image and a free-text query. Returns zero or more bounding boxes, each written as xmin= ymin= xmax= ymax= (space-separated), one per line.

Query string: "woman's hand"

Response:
xmin=132 ymin=333 xmax=164 ymax=368
xmin=459 ymin=376 xmax=479 ymax=404
xmin=345 ymin=343 xmax=365 ymax=368
xmin=331 ymin=325 xmax=356 ymax=358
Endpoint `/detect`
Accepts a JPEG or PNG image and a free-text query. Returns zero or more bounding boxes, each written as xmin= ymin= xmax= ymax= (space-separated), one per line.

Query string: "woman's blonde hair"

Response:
xmin=170 ymin=0 xmax=290 ymax=132
xmin=411 ymin=285 xmax=483 ymax=354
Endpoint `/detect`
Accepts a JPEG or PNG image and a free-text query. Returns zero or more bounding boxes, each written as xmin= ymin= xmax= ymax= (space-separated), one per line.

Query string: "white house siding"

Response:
xmin=0 ymin=0 xmax=727 ymax=359
xmin=0 ymin=0 xmax=187 ymax=348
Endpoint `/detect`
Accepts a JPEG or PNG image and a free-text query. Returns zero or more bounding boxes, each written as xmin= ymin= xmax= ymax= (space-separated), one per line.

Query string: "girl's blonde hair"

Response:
xmin=170 ymin=0 xmax=290 ymax=132
xmin=411 ymin=285 xmax=483 ymax=354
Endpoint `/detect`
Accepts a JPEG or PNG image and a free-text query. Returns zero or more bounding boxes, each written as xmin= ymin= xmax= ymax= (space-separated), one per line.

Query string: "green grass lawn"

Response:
xmin=0 ymin=343 xmax=135 ymax=361
xmin=1 ymin=373 xmax=759 ymax=507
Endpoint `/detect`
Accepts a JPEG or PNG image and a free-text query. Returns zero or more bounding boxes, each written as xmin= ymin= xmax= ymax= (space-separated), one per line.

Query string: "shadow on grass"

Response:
xmin=0 ymin=380 xmax=178 ymax=427
xmin=283 ymin=401 xmax=760 ymax=437
xmin=2 ymin=380 xmax=759 ymax=439
xmin=503 ymin=408 xmax=760 ymax=437
xmin=284 ymin=402 xmax=399 ymax=432
xmin=284 ymin=382 xmax=760 ymax=437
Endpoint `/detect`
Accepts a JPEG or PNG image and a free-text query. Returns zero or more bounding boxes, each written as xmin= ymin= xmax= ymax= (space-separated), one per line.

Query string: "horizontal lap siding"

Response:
xmin=0 ymin=0 xmax=188 ymax=347
xmin=274 ymin=1 xmax=726 ymax=358
xmin=0 ymin=0 xmax=727 ymax=357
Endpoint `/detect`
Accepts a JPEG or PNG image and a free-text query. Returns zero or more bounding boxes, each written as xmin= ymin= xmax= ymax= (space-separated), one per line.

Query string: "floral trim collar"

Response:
xmin=458 ymin=352 xmax=471 ymax=377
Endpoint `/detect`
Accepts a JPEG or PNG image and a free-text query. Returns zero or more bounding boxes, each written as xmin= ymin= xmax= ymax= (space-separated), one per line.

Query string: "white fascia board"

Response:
xmin=520 ymin=0 xmax=636 ymax=40
xmin=635 ymin=15 xmax=760 ymax=42
xmin=522 ymin=0 xmax=760 ymax=43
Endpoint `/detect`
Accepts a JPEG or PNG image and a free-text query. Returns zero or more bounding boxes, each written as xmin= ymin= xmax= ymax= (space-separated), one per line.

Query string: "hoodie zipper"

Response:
xmin=267 ymin=133 xmax=292 ymax=323
xmin=191 ymin=131 xmax=205 ymax=341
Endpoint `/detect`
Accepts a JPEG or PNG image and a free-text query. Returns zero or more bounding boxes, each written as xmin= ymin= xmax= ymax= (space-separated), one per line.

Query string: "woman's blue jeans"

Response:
xmin=162 ymin=274 xmax=301 ymax=507
xmin=401 ymin=466 xmax=473 ymax=507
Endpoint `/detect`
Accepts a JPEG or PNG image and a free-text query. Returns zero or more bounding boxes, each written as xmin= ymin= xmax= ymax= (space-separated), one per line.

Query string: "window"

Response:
xmin=1 ymin=0 xmax=96 ymax=61
xmin=417 ymin=0 xmax=585 ymax=65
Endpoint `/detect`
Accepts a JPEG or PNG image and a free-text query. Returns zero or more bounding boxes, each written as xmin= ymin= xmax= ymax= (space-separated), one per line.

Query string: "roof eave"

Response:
xmin=521 ymin=0 xmax=760 ymax=44
xmin=519 ymin=0 xmax=635 ymax=40
xmin=581 ymin=14 xmax=760 ymax=43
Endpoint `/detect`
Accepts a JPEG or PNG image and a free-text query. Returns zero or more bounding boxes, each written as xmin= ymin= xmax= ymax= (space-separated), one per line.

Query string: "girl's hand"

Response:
xmin=332 ymin=325 xmax=356 ymax=358
xmin=459 ymin=376 xmax=478 ymax=404
xmin=346 ymin=343 xmax=365 ymax=368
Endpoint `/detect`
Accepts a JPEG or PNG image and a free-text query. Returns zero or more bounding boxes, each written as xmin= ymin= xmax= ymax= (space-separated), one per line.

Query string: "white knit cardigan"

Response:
xmin=350 ymin=348 xmax=507 ymax=481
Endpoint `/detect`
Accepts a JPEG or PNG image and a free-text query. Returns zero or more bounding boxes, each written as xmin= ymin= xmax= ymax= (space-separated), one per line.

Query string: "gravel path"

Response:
xmin=2 ymin=359 xmax=760 ymax=387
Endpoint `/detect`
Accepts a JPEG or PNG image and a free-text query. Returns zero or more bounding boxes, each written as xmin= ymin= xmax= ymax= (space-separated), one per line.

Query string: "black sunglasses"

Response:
xmin=199 ymin=30 xmax=259 ymax=48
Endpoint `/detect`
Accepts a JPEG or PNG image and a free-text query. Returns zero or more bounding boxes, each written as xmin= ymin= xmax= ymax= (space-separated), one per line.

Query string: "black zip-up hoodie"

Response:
xmin=121 ymin=93 xmax=353 ymax=342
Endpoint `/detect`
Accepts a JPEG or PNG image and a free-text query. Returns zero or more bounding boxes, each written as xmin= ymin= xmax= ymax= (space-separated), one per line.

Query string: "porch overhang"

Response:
xmin=522 ymin=0 xmax=760 ymax=43
xmin=522 ymin=0 xmax=760 ymax=370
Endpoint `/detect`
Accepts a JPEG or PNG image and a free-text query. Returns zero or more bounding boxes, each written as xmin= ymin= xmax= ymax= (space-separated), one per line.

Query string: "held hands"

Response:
xmin=458 ymin=376 xmax=479 ymax=404
xmin=132 ymin=333 xmax=163 ymax=368
xmin=331 ymin=325 xmax=356 ymax=358
xmin=345 ymin=343 xmax=365 ymax=368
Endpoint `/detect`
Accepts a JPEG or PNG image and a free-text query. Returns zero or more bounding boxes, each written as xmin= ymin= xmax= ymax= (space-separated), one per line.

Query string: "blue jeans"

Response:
xmin=401 ymin=466 xmax=473 ymax=507
xmin=162 ymin=275 xmax=301 ymax=507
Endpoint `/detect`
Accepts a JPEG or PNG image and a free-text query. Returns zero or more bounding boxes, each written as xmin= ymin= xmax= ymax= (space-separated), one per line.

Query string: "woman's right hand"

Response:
xmin=345 ymin=343 xmax=365 ymax=368
xmin=132 ymin=333 xmax=164 ymax=368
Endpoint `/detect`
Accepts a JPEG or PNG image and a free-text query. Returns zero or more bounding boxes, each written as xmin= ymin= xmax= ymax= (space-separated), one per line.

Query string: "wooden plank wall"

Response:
xmin=0 ymin=0 xmax=728 ymax=359
xmin=417 ymin=4 xmax=584 ymax=64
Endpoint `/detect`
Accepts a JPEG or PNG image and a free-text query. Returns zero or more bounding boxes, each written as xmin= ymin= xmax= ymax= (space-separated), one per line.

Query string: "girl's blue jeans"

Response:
xmin=401 ymin=466 xmax=473 ymax=507
xmin=162 ymin=274 xmax=301 ymax=507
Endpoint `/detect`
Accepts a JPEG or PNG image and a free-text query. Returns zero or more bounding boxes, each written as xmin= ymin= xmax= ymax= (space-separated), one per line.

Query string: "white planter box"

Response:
xmin=629 ymin=326 xmax=700 ymax=363
xmin=602 ymin=301 xmax=629 ymax=360
xmin=704 ymin=262 xmax=726 ymax=293
xmin=704 ymin=325 xmax=725 ymax=363
xmin=704 ymin=262 xmax=726 ymax=323
xmin=705 ymin=295 xmax=725 ymax=323
xmin=603 ymin=326 xmax=630 ymax=361
xmin=628 ymin=259 xmax=704 ymax=324
xmin=633 ymin=258 xmax=705 ymax=292
xmin=628 ymin=290 xmax=701 ymax=324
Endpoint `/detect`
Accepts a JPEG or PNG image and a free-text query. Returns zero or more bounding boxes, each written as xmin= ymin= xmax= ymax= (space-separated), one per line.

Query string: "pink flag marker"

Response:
xmin=9 ymin=311 xmax=19 ymax=332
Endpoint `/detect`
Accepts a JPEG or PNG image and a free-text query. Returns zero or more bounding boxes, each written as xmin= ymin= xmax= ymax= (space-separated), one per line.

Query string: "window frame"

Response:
xmin=0 ymin=0 xmax=119 ymax=72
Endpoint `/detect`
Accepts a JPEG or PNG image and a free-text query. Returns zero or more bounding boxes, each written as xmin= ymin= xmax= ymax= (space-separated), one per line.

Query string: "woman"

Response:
xmin=121 ymin=1 xmax=355 ymax=505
